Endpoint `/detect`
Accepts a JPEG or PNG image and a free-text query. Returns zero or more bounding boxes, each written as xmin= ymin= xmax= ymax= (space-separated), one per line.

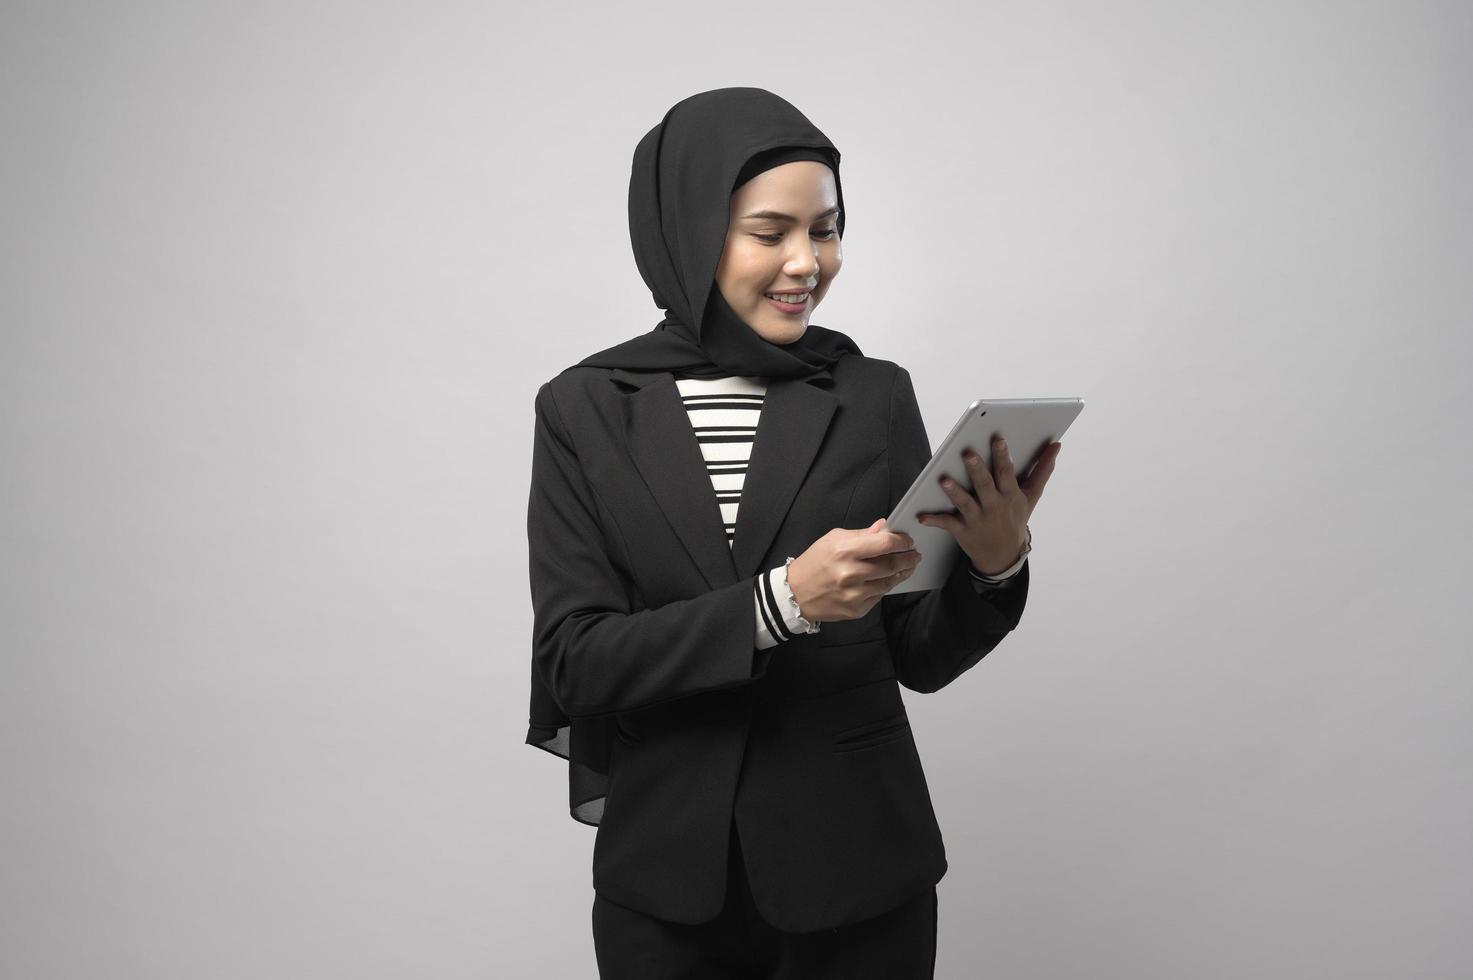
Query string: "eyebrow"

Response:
xmin=740 ymin=206 xmax=841 ymax=222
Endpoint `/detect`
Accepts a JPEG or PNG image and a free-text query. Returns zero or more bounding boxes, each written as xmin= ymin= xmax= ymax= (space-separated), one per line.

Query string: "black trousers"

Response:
xmin=592 ymin=819 xmax=938 ymax=979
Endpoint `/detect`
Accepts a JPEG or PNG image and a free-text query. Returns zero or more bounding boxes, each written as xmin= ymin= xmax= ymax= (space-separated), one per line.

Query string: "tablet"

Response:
xmin=883 ymin=397 xmax=1084 ymax=594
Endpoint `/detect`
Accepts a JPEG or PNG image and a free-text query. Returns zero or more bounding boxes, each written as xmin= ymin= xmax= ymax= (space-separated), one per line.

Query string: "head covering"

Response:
xmin=734 ymin=144 xmax=835 ymax=191
xmin=527 ymin=88 xmax=865 ymax=825
xmin=573 ymin=85 xmax=865 ymax=380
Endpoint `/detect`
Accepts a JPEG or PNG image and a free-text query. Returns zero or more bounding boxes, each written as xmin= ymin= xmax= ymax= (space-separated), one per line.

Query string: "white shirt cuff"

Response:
xmin=968 ymin=553 xmax=1026 ymax=589
xmin=754 ymin=561 xmax=820 ymax=650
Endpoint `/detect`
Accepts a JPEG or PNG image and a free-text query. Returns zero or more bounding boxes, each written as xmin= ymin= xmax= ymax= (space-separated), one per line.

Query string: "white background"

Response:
xmin=2 ymin=1 xmax=1468 ymax=977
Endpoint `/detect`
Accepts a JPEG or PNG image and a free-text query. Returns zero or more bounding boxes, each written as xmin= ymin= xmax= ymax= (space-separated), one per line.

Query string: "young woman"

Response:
xmin=525 ymin=86 xmax=1061 ymax=979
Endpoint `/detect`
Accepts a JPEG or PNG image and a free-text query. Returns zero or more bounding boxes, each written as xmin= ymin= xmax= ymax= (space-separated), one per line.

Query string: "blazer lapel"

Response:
xmin=612 ymin=367 xmax=838 ymax=591
xmin=617 ymin=369 xmax=740 ymax=591
xmin=730 ymin=375 xmax=837 ymax=581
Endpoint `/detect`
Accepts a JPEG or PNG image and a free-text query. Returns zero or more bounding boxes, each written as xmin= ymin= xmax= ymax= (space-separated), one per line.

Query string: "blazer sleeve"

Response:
xmin=880 ymin=367 xmax=1030 ymax=693
xmin=528 ymin=382 xmax=777 ymax=718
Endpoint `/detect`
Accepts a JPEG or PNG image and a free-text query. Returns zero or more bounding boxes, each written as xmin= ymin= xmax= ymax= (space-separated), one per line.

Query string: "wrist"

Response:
xmin=970 ymin=525 xmax=1032 ymax=578
xmin=782 ymin=556 xmax=821 ymax=633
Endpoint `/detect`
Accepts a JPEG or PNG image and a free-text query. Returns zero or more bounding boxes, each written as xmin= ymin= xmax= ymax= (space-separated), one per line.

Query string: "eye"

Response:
xmin=754 ymin=229 xmax=839 ymax=244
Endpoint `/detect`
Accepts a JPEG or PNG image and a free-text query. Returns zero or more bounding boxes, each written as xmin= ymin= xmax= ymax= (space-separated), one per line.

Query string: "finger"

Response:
xmin=851 ymin=526 xmax=915 ymax=559
xmin=989 ymin=436 xmax=1020 ymax=494
xmin=858 ymin=549 xmax=920 ymax=582
xmin=915 ymin=511 xmax=962 ymax=537
xmin=1020 ymin=442 xmax=1061 ymax=507
xmin=862 ymin=563 xmax=914 ymax=600
xmin=937 ymin=473 xmax=982 ymax=520
xmin=961 ymin=447 xmax=1000 ymax=501
xmin=885 ymin=526 xmax=915 ymax=551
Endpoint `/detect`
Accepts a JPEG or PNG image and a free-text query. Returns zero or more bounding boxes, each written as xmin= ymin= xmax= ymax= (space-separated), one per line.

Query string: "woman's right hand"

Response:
xmin=785 ymin=519 xmax=922 ymax=623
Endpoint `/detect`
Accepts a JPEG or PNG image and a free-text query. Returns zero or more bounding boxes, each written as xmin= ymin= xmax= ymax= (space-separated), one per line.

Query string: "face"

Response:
xmin=714 ymin=160 xmax=843 ymax=345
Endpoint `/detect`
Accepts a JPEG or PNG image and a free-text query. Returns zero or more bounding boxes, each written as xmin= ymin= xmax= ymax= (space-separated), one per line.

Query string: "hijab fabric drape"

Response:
xmin=527 ymin=87 xmax=865 ymax=824
xmin=583 ymin=86 xmax=863 ymax=378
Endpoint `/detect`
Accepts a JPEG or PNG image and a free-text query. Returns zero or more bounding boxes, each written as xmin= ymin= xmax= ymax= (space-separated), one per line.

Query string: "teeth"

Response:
xmin=766 ymin=292 xmax=810 ymax=303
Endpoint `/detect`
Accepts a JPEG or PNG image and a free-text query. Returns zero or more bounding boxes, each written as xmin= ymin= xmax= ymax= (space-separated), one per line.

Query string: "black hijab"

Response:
xmin=576 ymin=85 xmax=865 ymax=379
xmin=528 ymin=87 xmax=864 ymax=825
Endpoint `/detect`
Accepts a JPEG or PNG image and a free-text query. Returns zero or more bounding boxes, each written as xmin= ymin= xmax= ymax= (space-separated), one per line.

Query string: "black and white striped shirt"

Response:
xmin=674 ymin=375 xmax=1021 ymax=651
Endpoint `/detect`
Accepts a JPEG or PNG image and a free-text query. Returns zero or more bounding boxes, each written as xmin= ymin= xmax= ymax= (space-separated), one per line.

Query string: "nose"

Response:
xmin=783 ymin=241 xmax=820 ymax=280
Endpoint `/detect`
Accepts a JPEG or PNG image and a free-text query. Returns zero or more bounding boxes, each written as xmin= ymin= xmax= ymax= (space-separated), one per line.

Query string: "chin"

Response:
xmin=759 ymin=322 xmax=807 ymax=345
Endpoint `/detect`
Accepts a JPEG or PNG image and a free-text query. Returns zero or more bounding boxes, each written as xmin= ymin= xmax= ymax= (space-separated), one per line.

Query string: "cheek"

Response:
xmin=820 ymin=252 xmax=842 ymax=284
xmin=729 ymin=247 xmax=777 ymax=289
xmin=822 ymin=238 xmax=842 ymax=268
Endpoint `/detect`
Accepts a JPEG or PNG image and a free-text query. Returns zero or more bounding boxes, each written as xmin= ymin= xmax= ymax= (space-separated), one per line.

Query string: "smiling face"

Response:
xmin=714 ymin=160 xmax=843 ymax=346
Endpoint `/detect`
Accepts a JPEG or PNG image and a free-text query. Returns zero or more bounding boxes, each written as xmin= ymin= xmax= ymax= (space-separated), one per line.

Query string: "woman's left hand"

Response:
xmin=916 ymin=437 xmax=1062 ymax=576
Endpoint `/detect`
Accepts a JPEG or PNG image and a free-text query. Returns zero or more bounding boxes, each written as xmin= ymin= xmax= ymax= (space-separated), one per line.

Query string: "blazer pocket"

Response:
xmin=832 ymin=713 xmax=911 ymax=753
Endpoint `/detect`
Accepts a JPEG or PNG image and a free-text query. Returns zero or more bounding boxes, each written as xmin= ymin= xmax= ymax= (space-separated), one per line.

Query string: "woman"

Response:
xmin=525 ymin=87 xmax=1060 ymax=979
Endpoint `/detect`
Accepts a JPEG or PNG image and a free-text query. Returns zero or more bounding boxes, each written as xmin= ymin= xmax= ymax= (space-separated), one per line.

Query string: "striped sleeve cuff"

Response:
xmin=754 ymin=563 xmax=820 ymax=650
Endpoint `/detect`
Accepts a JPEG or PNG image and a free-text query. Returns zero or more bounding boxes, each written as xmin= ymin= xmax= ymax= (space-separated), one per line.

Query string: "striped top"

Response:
xmin=674 ymin=375 xmax=1023 ymax=652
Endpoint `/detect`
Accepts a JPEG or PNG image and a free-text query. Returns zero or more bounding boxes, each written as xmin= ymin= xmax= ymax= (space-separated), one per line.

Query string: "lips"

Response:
xmin=764 ymin=293 xmax=809 ymax=315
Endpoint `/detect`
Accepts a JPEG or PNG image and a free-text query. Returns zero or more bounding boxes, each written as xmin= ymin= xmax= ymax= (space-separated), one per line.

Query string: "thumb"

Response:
xmin=868 ymin=518 xmax=885 ymax=533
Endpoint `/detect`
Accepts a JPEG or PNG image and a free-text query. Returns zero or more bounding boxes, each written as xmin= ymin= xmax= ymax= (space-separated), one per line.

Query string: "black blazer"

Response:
xmin=528 ymin=352 xmax=1029 ymax=933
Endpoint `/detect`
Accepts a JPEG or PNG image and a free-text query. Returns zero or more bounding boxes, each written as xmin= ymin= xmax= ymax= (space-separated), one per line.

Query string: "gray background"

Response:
xmin=2 ymin=1 xmax=1469 ymax=977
